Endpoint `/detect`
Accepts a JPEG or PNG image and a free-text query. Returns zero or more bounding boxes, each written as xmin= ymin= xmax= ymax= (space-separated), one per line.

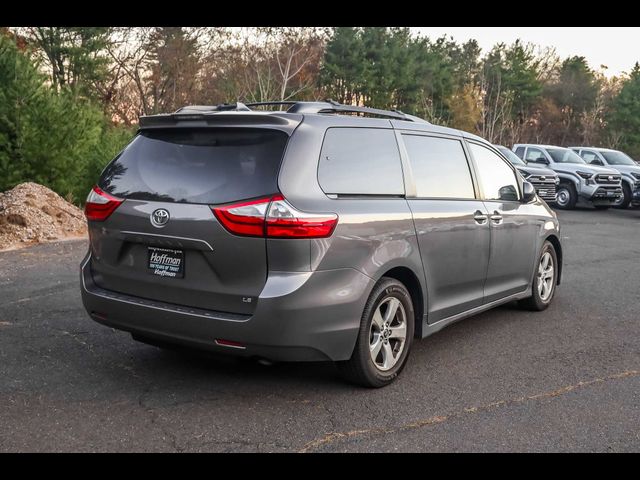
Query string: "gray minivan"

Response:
xmin=81 ymin=101 xmax=562 ymax=387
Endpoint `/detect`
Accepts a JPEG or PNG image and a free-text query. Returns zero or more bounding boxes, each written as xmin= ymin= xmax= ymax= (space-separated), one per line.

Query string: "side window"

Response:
xmin=402 ymin=134 xmax=475 ymax=199
xmin=469 ymin=143 xmax=520 ymax=202
xmin=318 ymin=128 xmax=404 ymax=195
xmin=525 ymin=147 xmax=546 ymax=163
xmin=580 ymin=150 xmax=600 ymax=164
xmin=514 ymin=146 xmax=525 ymax=159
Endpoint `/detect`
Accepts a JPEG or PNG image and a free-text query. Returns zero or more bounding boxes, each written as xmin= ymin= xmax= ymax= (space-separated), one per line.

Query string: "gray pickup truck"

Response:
xmin=570 ymin=147 xmax=640 ymax=208
xmin=495 ymin=145 xmax=559 ymax=204
xmin=513 ymin=144 xmax=623 ymax=210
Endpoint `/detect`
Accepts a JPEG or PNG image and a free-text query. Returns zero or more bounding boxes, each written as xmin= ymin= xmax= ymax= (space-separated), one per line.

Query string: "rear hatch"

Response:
xmin=87 ymin=119 xmax=297 ymax=315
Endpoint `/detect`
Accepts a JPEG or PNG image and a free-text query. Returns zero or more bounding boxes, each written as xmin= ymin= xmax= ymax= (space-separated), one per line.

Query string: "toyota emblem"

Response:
xmin=608 ymin=175 xmax=614 ymax=181
xmin=151 ymin=208 xmax=170 ymax=227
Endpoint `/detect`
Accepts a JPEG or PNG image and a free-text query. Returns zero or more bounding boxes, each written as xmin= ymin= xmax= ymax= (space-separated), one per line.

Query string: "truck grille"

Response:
xmin=595 ymin=174 xmax=621 ymax=185
xmin=593 ymin=186 xmax=623 ymax=200
xmin=528 ymin=176 xmax=557 ymax=201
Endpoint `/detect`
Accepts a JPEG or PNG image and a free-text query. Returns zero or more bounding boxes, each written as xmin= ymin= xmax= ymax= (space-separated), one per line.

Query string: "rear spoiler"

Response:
xmin=138 ymin=111 xmax=303 ymax=135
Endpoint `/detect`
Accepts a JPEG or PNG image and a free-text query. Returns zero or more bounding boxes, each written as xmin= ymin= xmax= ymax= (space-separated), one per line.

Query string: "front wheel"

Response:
xmin=555 ymin=183 xmax=577 ymax=210
xmin=338 ymin=277 xmax=415 ymax=388
xmin=613 ymin=183 xmax=632 ymax=209
xmin=519 ymin=241 xmax=558 ymax=311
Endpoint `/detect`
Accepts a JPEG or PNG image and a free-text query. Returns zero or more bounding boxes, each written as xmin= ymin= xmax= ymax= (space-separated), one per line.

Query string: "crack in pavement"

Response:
xmin=298 ymin=369 xmax=640 ymax=453
xmin=186 ymin=437 xmax=291 ymax=453
xmin=60 ymin=330 xmax=140 ymax=379
xmin=1 ymin=283 xmax=77 ymax=307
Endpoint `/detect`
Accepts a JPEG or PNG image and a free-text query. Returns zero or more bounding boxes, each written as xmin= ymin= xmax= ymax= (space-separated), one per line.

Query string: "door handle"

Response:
xmin=473 ymin=210 xmax=488 ymax=224
xmin=490 ymin=210 xmax=503 ymax=224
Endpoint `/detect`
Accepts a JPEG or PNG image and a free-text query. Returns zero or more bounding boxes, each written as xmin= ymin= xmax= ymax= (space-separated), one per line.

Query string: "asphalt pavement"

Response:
xmin=1 ymin=207 xmax=639 ymax=452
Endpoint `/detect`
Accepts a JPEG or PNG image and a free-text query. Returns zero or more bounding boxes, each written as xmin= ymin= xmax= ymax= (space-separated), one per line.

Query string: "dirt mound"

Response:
xmin=0 ymin=182 xmax=87 ymax=251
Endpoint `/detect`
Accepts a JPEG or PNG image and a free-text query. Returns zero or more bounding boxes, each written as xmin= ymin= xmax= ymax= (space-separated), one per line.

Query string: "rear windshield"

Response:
xmin=99 ymin=128 xmax=288 ymax=204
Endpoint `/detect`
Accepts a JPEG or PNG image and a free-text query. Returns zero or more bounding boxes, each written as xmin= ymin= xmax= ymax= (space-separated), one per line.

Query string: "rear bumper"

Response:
xmin=80 ymin=253 xmax=373 ymax=362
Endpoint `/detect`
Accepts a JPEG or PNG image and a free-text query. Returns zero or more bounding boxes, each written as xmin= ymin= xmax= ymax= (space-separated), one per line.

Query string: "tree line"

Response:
xmin=2 ymin=26 xmax=640 ymax=203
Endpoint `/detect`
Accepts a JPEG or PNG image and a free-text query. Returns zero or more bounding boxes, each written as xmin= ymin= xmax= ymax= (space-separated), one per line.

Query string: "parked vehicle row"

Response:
xmin=505 ymin=143 xmax=640 ymax=210
xmin=494 ymin=146 xmax=559 ymax=204
xmin=81 ymin=100 xmax=562 ymax=387
xmin=569 ymin=147 xmax=640 ymax=208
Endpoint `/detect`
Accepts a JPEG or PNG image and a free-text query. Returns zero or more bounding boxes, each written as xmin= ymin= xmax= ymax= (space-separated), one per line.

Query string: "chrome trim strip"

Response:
xmin=120 ymin=231 xmax=214 ymax=251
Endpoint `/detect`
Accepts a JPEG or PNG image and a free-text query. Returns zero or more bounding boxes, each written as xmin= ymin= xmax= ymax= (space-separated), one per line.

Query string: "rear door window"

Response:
xmin=318 ymin=128 xmax=404 ymax=195
xmin=99 ymin=128 xmax=288 ymax=204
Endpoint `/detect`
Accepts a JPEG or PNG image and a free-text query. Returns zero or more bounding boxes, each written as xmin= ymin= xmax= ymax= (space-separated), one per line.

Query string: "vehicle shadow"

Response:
xmin=117 ymin=299 xmax=532 ymax=394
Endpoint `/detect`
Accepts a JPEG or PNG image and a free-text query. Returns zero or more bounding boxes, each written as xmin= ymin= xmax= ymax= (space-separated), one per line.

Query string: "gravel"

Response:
xmin=0 ymin=183 xmax=87 ymax=251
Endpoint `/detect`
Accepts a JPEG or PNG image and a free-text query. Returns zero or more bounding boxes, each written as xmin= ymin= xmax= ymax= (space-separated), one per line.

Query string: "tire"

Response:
xmin=613 ymin=183 xmax=632 ymax=209
xmin=519 ymin=241 xmax=558 ymax=311
xmin=338 ymin=277 xmax=415 ymax=388
xmin=555 ymin=183 xmax=577 ymax=210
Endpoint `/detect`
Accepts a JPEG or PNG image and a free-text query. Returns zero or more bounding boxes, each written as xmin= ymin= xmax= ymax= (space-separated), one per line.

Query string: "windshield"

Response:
xmin=547 ymin=148 xmax=586 ymax=164
xmin=496 ymin=146 xmax=526 ymax=166
xmin=601 ymin=150 xmax=637 ymax=166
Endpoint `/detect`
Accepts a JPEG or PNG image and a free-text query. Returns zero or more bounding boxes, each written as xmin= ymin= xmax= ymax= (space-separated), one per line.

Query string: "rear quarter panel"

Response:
xmin=276 ymin=115 xmax=427 ymax=311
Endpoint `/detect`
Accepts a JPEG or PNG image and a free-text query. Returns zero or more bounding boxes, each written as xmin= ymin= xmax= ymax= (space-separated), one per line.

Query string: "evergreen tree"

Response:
xmin=607 ymin=63 xmax=640 ymax=158
xmin=547 ymin=56 xmax=600 ymax=144
xmin=22 ymin=27 xmax=112 ymax=101
xmin=0 ymin=34 xmax=131 ymax=202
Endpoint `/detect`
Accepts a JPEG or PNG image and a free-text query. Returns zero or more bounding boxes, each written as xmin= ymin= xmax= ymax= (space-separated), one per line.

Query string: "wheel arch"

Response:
xmin=378 ymin=266 xmax=425 ymax=338
xmin=545 ymin=234 xmax=563 ymax=285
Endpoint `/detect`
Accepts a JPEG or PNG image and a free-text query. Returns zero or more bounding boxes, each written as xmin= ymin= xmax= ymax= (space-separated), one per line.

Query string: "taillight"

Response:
xmin=212 ymin=195 xmax=338 ymax=239
xmin=212 ymin=197 xmax=270 ymax=236
xmin=84 ymin=186 xmax=123 ymax=221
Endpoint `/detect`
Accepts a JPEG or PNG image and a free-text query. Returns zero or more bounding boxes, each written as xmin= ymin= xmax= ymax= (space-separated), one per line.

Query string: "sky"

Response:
xmin=411 ymin=27 xmax=640 ymax=77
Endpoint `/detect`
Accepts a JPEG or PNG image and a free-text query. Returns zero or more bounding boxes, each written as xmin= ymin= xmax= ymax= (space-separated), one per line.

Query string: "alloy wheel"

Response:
xmin=369 ymin=297 xmax=407 ymax=371
xmin=537 ymin=251 xmax=555 ymax=301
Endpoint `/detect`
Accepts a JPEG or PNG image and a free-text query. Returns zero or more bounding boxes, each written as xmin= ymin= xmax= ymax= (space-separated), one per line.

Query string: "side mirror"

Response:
xmin=522 ymin=181 xmax=536 ymax=203
xmin=498 ymin=185 xmax=519 ymax=201
xmin=590 ymin=159 xmax=603 ymax=166
xmin=534 ymin=157 xmax=549 ymax=165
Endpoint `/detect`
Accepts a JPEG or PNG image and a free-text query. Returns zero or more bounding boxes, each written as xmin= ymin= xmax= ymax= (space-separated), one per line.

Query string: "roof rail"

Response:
xmin=172 ymin=100 xmax=429 ymax=123
xmin=315 ymin=99 xmax=426 ymax=122
xmin=245 ymin=101 xmax=298 ymax=109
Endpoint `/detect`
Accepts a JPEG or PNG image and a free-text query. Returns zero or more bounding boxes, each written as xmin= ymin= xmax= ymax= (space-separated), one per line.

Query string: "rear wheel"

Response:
xmin=555 ymin=183 xmax=577 ymax=209
xmin=519 ymin=241 xmax=558 ymax=311
xmin=613 ymin=183 xmax=632 ymax=209
xmin=338 ymin=277 xmax=414 ymax=388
